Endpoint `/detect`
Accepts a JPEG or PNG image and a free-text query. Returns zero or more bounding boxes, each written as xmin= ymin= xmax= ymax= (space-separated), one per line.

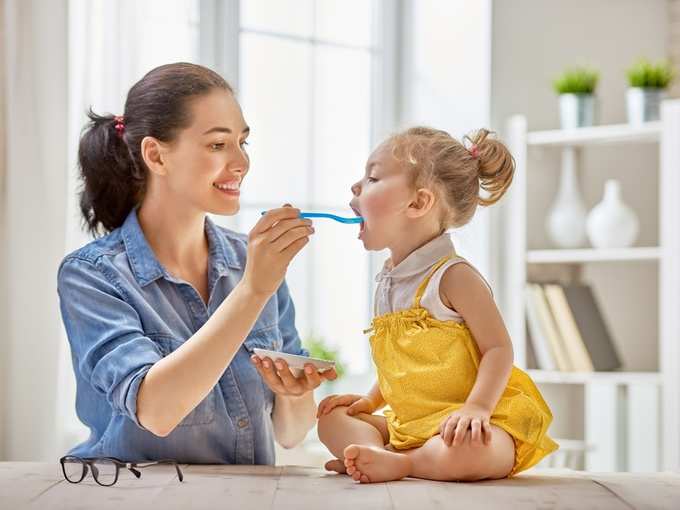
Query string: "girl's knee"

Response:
xmin=317 ymin=406 xmax=351 ymax=441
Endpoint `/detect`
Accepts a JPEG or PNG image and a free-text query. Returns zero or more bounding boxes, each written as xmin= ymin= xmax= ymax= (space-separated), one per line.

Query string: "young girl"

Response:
xmin=316 ymin=127 xmax=558 ymax=483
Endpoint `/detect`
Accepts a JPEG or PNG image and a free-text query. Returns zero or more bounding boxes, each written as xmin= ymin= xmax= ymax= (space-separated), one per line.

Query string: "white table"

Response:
xmin=2 ymin=463 xmax=679 ymax=509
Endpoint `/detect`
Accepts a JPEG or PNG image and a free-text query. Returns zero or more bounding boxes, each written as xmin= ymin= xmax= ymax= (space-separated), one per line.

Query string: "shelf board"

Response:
xmin=527 ymin=122 xmax=661 ymax=147
xmin=526 ymin=247 xmax=661 ymax=264
xmin=527 ymin=369 xmax=662 ymax=385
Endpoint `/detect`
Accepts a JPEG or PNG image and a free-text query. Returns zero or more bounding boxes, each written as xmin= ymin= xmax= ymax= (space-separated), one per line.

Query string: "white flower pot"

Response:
xmin=559 ymin=93 xmax=596 ymax=129
xmin=586 ymin=180 xmax=639 ymax=249
xmin=546 ymin=152 xmax=588 ymax=248
xmin=626 ymin=87 xmax=665 ymax=125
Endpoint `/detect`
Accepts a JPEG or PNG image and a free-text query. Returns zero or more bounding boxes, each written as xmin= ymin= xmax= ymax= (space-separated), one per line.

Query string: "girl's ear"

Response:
xmin=141 ymin=136 xmax=169 ymax=177
xmin=406 ymin=188 xmax=437 ymax=218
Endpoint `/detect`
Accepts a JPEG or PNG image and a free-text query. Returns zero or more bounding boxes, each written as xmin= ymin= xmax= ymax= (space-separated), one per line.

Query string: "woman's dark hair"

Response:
xmin=78 ymin=62 xmax=233 ymax=236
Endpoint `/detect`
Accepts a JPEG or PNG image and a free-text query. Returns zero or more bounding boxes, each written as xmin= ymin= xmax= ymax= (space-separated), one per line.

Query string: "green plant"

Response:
xmin=626 ymin=58 xmax=675 ymax=89
xmin=552 ymin=66 xmax=599 ymax=95
xmin=304 ymin=334 xmax=345 ymax=379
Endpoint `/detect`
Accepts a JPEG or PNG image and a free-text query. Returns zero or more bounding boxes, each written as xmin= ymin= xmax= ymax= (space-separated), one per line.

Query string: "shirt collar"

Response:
xmin=376 ymin=232 xmax=455 ymax=282
xmin=121 ymin=208 xmax=239 ymax=287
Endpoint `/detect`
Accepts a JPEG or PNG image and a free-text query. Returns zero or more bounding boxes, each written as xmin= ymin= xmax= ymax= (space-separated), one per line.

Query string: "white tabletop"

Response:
xmin=2 ymin=462 xmax=679 ymax=509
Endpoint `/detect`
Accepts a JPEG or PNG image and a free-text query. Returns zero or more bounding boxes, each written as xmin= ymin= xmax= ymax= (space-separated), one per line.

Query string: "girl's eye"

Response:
xmin=367 ymin=177 xmax=378 ymax=183
xmin=210 ymin=143 xmax=225 ymax=151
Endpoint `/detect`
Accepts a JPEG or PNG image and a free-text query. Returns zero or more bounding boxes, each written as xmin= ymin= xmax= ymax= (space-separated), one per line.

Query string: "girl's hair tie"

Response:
xmin=113 ymin=115 xmax=125 ymax=137
xmin=468 ymin=143 xmax=480 ymax=159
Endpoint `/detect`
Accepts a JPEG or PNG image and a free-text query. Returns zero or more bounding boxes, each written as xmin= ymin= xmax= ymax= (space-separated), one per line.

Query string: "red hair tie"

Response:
xmin=113 ymin=115 xmax=125 ymax=138
xmin=469 ymin=144 xmax=479 ymax=159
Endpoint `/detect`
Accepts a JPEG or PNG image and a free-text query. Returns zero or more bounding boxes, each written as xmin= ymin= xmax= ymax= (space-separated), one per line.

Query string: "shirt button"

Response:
xmin=238 ymin=418 xmax=249 ymax=428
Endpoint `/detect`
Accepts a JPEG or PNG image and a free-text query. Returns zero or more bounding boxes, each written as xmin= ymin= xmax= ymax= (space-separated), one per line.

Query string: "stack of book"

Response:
xmin=525 ymin=283 xmax=621 ymax=372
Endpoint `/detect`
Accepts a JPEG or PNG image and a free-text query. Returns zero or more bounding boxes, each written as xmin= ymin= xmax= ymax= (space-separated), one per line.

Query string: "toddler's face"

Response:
xmin=349 ymin=142 xmax=414 ymax=251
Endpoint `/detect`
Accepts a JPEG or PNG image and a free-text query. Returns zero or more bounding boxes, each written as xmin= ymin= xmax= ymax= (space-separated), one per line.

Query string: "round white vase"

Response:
xmin=546 ymin=162 xmax=588 ymax=248
xmin=586 ymin=180 xmax=639 ymax=249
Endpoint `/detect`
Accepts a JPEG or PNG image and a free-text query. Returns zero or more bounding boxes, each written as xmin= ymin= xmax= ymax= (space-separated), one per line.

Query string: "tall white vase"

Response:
xmin=546 ymin=148 xmax=588 ymax=248
xmin=586 ymin=180 xmax=639 ymax=249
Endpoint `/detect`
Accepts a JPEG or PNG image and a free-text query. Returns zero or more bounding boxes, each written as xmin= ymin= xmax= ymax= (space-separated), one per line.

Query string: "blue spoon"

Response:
xmin=260 ymin=211 xmax=364 ymax=224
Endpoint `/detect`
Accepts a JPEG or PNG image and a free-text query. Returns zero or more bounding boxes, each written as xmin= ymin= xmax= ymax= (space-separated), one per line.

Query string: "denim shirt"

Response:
xmin=57 ymin=209 xmax=308 ymax=464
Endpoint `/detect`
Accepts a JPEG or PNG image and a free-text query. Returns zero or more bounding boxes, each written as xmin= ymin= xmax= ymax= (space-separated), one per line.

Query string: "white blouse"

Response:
xmin=373 ymin=233 xmax=492 ymax=322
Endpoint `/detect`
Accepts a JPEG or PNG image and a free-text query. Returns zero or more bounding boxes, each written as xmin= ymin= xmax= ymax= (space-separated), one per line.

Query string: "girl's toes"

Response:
xmin=344 ymin=444 xmax=360 ymax=462
xmin=360 ymin=474 xmax=370 ymax=484
xmin=324 ymin=459 xmax=347 ymax=474
xmin=346 ymin=466 xmax=356 ymax=476
xmin=351 ymin=470 xmax=362 ymax=481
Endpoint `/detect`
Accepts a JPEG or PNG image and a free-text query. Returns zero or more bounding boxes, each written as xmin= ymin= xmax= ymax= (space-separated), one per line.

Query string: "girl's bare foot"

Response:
xmin=343 ymin=444 xmax=411 ymax=483
xmin=324 ymin=459 xmax=347 ymax=474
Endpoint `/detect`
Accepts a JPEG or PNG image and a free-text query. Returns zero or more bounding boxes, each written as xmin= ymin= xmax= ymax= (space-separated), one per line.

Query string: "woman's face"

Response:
xmin=349 ymin=142 xmax=414 ymax=251
xmin=160 ymin=89 xmax=250 ymax=216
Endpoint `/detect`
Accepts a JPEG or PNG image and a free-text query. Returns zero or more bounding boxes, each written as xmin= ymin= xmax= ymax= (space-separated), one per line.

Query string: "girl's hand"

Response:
xmin=439 ymin=403 xmax=493 ymax=447
xmin=250 ymin=355 xmax=336 ymax=397
xmin=243 ymin=205 xmax=314 ymax=296
xmin=316 ymin=394 xmax=376 ymax=419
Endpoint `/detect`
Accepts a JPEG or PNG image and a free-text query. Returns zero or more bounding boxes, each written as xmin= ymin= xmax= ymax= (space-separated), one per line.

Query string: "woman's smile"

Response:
xmin=212 ymin=179 xmax=241 ymax=197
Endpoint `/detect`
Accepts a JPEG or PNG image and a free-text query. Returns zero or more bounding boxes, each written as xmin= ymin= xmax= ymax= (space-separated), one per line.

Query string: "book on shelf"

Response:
xmin=524 ymin=282 xmax=621 ymax=372
xmin=525 ymin=284 xmax=558 ymax=370
xmin=561 ymin=284 xmax=622 ymax=371
xmin=544 ymin=284 xmax=595 ymax=372
xmin=525 ymin=283 xmax=572 ymax=371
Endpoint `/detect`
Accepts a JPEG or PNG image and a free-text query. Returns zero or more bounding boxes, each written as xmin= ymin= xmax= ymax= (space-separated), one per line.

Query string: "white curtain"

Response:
xmin=0 ymin=0 xmax=7 ymax=461
xmin=1 ymin=0 xmax=69 ymax=461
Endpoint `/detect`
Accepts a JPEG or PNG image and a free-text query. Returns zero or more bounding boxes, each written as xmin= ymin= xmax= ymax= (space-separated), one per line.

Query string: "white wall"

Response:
xmin=400 ymin=0 xmax=494 ymax=281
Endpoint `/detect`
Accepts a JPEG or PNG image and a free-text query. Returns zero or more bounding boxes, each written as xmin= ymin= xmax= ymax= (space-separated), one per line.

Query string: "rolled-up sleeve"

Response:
xmin=276 ymin=279 xmax=309 ymax=357
xmin=57 ymin=257 xmax=162 ymax=428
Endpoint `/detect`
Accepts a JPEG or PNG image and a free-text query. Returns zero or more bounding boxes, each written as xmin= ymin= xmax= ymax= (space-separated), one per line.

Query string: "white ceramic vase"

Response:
xmin=586 ymin=180 xmax=639 ymax=249
xmin=546 ymin=154 xmax=588 ymax=248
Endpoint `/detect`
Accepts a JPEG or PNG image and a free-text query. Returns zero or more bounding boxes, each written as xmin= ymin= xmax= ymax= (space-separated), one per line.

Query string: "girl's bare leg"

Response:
xmin=317 ymin=405 xmax=391 ymax=477
xmin=340 ymin=424 xmax=515 ymax=483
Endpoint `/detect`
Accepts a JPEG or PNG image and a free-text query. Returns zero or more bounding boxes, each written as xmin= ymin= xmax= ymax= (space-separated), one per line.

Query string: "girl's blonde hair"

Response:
xmin=388 ymin=126 xmax=515 ymax=228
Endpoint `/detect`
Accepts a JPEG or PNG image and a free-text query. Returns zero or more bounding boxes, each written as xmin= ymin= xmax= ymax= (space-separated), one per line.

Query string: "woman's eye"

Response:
xmin=210 ymin=143 xmax=225 ymax=151
xmin=240 ymin=140 xmax=249 ymax=149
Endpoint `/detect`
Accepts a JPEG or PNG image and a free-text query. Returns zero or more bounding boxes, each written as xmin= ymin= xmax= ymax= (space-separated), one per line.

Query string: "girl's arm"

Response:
xmin=316 ymin=381 xmax=385 ymax=417
xmin=440 ymin=263 xmax=514 ymax=416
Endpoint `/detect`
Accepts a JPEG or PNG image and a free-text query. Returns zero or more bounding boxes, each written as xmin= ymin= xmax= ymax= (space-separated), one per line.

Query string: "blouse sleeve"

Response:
xmin=57 ymin=257 xmax=163 ymax=429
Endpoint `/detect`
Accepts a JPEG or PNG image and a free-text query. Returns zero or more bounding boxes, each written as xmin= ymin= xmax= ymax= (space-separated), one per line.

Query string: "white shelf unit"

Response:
xmin=502 ymin=101 xmax=680 ymax=472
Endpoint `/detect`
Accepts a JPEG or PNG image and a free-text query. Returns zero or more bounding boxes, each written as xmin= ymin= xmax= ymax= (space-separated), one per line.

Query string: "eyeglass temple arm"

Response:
xmin=132 ymin=460 xmax=184 ymax=482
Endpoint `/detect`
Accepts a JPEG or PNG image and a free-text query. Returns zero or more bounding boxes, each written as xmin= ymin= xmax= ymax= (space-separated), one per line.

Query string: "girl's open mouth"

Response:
xmin=351 ymin=205 xmax=366 ymax=238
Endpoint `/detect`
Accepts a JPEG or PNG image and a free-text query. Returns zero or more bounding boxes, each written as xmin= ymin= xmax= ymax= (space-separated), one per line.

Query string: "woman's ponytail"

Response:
xmin=78 ymin=109 xmax=144 ymax=236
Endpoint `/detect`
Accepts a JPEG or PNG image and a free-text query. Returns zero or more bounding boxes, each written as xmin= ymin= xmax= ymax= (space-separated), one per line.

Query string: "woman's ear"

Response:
xmin=141 ymin=136 xmax=168 ymax=177
xmin=406 ymin=188 xmax=437 ymax=218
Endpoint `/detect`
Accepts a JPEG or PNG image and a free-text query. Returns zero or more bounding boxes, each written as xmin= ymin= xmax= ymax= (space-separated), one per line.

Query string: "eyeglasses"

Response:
xmin=59 ymin=456 xmax=184 ymax=487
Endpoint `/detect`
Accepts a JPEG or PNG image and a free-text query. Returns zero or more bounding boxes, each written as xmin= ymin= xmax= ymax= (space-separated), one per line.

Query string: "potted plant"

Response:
xmin=625 ymin=58 xmax=675 ymax=124
xmin=553 ymin=66 xmax=599 ymax=129
xmin=303 ymin=334 xmax=345 ymax=398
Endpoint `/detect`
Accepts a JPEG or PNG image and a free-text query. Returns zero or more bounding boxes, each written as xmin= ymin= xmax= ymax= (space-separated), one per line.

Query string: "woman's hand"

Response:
xmin=250 ymin=355 xmax=337 ymax=398
xmin=439 ymin=403 xmax=493 ymax=447
xmin=242 ymin=205 xmax=314 ymax=297
xmin=316 ymin=393 xmax=377 ymax=418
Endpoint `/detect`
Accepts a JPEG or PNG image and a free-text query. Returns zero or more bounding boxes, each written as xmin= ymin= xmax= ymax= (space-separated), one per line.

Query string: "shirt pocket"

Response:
xmin=242 ymin=325 xmax=284 ymax=355
xmin=151 ymin=333 xmax=216 ymax=427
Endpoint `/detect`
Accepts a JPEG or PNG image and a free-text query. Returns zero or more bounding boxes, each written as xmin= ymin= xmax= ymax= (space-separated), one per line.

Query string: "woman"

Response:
xmin=57 ymin=62 xmax=335 ymax=464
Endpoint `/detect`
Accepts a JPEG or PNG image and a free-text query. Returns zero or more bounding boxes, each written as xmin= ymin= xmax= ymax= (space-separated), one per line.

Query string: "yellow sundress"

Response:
xmin=365 ymin=255 xmax=558 ymax=475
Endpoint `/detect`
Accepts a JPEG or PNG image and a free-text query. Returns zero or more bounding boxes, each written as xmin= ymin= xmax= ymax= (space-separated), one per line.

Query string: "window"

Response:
xmin=224 ymin=0 xmax=395 ymax=374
